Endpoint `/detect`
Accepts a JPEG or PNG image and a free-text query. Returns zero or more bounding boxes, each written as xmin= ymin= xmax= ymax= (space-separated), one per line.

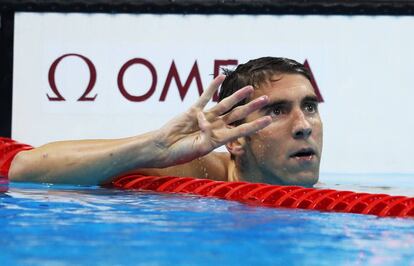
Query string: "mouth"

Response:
xmin=289 ymin=148 xmax=317 ymax=161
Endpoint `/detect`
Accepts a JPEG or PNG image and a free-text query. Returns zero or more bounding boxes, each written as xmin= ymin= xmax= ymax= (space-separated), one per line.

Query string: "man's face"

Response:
xmin=240 ymin=73 xmax=323 ymax=186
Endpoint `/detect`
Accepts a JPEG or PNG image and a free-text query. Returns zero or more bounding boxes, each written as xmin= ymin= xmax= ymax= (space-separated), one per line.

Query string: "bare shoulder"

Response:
xmin=199 ymin=151 xmax=230 ymax=180
xmin=129 ymin=151 xmax=231 ymax=181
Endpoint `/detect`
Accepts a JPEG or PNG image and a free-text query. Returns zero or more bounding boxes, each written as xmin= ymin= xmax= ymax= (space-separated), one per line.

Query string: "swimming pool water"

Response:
xmin=1 ymin=173 xmax=414 ymax=266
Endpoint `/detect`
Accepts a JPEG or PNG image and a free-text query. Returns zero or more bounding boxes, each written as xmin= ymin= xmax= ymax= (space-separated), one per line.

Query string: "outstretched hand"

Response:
xmin=154 ymin=75 xmax=271 ymax=167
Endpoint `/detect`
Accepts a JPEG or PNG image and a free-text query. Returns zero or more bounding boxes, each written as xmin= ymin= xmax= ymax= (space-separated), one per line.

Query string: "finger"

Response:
xmin=197 ymin=111 xmax=211 ymax=135
xmin=197 ymin=111 xmax=214 ymax=149
xmin=222 ymin=116 xmax=272 ymax=143
xmin=206 ymin=85 xmax=254 ymax=116
xmin=194 ymin=75 xmax=226 ymax=109
xmin=223 ymin=95 xmax=269 ymax=124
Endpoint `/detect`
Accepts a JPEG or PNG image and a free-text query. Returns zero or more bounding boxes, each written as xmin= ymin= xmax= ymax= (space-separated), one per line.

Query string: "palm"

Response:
xmin=156 ymin=75 xmax=271 ymax=166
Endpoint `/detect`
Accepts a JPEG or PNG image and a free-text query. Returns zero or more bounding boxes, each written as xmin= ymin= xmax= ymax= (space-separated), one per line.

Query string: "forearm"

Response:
xmin=7 ymin=75 xmax=271 ymax=185
xmin=8 ymin=131 xmax=164 ymax=185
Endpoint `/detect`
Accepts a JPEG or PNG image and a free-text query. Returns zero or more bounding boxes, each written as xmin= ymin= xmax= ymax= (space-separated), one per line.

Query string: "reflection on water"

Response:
xmin=319 ymin=173 xmax=414 ymax=196
xmin=1 ymin=177 xmax=414 ymax=266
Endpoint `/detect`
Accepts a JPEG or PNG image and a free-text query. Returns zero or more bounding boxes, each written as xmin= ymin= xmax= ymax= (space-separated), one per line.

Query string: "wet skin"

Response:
xmin=232 ymin=74 xmax=323 ymax=187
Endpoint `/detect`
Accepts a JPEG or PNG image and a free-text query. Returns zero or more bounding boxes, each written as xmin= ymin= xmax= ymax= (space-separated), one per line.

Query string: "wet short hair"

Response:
xmin=218 ymin=57 xmax=311 ymax=118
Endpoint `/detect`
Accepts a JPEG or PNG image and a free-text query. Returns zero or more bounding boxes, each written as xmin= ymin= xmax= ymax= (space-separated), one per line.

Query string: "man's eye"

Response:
xmin=304 ymin=103 xmax=318 ymax=113
xmin=271 ymin=106 xmax=284 ymax=116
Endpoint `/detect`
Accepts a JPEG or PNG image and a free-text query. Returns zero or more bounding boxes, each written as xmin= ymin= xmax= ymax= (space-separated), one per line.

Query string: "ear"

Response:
xmin=225 ymin=137 xmax=246 ymax=157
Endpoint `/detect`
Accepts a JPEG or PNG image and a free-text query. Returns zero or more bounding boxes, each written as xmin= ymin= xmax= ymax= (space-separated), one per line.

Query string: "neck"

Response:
xmin=230 ymin=154 xmax=291 ymax=185
xmin=228 ymin=157 xmax=268 ymax=184
xmin=227 ymin=160 xmax=239 ymax=182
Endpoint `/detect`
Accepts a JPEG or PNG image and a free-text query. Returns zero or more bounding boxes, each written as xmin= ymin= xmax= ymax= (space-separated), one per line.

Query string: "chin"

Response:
xmin=288 ymin=172 xmax=319 ymax=187
xmin=264 ymin=172 xmax=318 ymax=187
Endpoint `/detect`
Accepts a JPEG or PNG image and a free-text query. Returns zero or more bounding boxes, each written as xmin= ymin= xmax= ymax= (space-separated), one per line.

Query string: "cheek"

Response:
xmin=250 ymin=124 xmax=286 ymax=157
xmin=312 ymin=120 xmax=323 ymax=143
xmin=254 ymin=125 xmax=276 ymax=145
xmin=256 ymin=122 xmax=288 ymax=141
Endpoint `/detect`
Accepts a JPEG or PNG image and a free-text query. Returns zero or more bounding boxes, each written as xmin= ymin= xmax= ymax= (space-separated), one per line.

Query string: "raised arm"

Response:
xmin=8 ymin=75 xmax=271 ymax=185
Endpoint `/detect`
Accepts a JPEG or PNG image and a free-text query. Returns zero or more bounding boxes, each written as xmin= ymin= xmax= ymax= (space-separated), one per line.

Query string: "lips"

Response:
xmin=289 ymin=148 xmax=316 ymax=159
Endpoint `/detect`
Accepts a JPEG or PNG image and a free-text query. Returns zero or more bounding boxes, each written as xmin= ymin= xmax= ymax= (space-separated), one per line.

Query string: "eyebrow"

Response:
xmin=260 ymin=100 xmax=290 ymax=113
xmin=260 ymin=95 xmax=319 ymax=113
xmin=302 ymin=95 xmax=319 ymax=103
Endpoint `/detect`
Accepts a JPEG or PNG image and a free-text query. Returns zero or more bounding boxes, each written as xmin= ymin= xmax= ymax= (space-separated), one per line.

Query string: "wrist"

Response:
xmin=132 ymin=129 xmax=169 ymax=168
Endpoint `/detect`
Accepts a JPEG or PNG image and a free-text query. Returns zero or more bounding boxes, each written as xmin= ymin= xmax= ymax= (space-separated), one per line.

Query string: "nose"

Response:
xmin=291 ymin=110 xmax=312 ymax=140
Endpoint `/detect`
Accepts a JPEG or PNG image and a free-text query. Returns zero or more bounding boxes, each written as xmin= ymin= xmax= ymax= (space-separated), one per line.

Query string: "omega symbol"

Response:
xmin=47 ymin=53 xmax=97 ymax=101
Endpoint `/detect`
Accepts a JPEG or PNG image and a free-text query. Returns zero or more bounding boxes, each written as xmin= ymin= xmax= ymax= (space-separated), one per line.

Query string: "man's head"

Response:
xmin=219 ymin=57 xmax=323 ymax=187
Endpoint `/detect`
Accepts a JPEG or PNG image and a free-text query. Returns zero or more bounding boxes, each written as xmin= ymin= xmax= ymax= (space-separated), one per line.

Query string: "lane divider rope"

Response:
xmin=111 ymin=174 xmax=414 ymax=218
xmin=2 ymin=138 xmax=414 ymax=218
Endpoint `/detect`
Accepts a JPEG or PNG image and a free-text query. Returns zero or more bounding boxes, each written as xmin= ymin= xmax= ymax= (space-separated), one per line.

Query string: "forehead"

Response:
xmin=251 ymin=74 xmax=316 ymax=101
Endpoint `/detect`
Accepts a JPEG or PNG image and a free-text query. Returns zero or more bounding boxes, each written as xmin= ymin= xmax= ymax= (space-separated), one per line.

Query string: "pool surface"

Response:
xmin=1 ymin=173 xmax=414 ymax=265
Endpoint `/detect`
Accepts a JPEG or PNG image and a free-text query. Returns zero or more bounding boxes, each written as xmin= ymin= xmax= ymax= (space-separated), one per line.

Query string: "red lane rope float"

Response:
xmin=0 ymin=138 xmax=34 ymax=192
xmin=111 ymin=174 xmax=414 ymax=218
xmin=2 ymin=137 xmax=414 ymax=218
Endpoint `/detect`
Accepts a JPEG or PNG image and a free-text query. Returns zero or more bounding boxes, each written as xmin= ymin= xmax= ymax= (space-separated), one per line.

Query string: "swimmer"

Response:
xmin=8 ymin=57 xmax=323 ymax=187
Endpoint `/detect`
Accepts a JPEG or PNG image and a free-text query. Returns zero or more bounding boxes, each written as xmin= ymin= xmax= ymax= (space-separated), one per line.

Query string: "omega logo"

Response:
xmin=47 ymin=53 xmax=97 ymax=101
xmin=47 ymin=54 xmax=323 ymax=103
